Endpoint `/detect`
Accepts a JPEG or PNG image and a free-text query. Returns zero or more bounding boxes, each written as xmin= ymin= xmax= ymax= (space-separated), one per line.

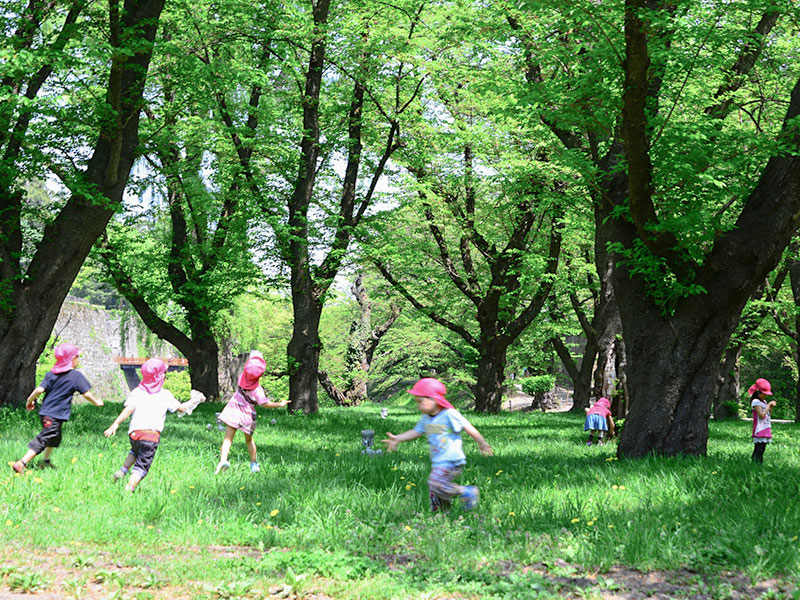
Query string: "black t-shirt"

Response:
xmin=39 ymin=370 xmax=91 ymax=421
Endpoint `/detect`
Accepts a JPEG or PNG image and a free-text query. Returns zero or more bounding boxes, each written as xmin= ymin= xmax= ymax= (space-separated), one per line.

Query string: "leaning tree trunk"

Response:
xmin=0 ymin=0 xmax=165 ymax=407
xmin=713 ymin=344 xmax=742 ymax=419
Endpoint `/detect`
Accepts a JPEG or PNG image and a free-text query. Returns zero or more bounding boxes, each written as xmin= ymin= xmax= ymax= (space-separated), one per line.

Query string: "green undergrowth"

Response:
xmin=1 ymin=402 xmax=800 ymax=598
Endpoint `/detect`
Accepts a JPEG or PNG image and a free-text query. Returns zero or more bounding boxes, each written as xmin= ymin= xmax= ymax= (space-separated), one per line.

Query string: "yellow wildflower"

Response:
xmin=270 ymin=509 xmax=279 ymax=517
xmin=570 ymin=518 xmax=580 ymax=523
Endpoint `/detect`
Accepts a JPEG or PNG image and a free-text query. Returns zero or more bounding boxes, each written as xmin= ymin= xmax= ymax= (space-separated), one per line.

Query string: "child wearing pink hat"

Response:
xmin=382 ymin=377 xmax=493 ymax=511
xmin=215 ymin=351 xmax=290 ymax=474
xmin=11 ymin=343 xmax=103 ymax=473
xmin=749 ymin=378 xmax=776 ymax=464
xmin=584 ymin=397 xmax=615 ymax=446
xmin=104 ymin=358 xmax=204 ymax=492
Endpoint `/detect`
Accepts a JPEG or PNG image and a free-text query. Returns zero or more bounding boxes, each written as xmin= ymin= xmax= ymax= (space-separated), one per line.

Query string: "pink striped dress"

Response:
xmin=218 ymin=386 xmax=270 ymax=435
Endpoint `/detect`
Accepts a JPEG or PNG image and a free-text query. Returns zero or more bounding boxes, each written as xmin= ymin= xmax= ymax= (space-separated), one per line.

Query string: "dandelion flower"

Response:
xmin=5 ymin=520 xmax=12 ymax=527
xmin=612 ymin=485 xmax=618 ymax=490
xmin=52 ymin=507 xmax=60 ymax=513
xmin=33 ymin=477 xmax=42 ymax=484
xmin=608 ymin=524 xmax=615 ymax=529
xmin=570 ymin=518 xmax=580 ymax=523
xmin=508 ymin=512 xmax=516 ymax=517
xmin=147 ymin=525 xmax=154 ymax=530
xmin=587 ymin=520 xmax=595 ymax=526
xmin=197 ymin=519 xmax=204 ymax=525
xmin=619 ymin=485 xmax=626 ymax=490
xmin=270 ymin=509 xmax=279 ymax=517
xmin=265 ymin=524 xmax=273 ymax=530
xmin=391 ymin=466 xmax=399 ymax=471
xmin=400 ymin=476 xmax=405 ymax=480
xmin=97 ymin=453 xmax=103 ymax=458
xmin=335 ymin=453 xmax=340 ymax=457
xmin=239 ymin=486 xmax=245 ymax=491
xmin=71 ymin=457 xmax=77 ymax=464
xmin=256 ymin=502 xmax=262 ymax=506
xmin=189 ymin=485 xmax=195 ymax=489
xmin=170 ymin=490 xmax=177 ymax=494
xmin=404 ymin=525 xmax=412 ymax=531
xmin=495 ymin=470 xmax=503 ymax=476
xmin=405 ymin=484 xmax=412 ymax=491
xmin=792 ymin=536 xmax=798 ymax=542
xmin=711 ymin=471 xmax=717 ymax=475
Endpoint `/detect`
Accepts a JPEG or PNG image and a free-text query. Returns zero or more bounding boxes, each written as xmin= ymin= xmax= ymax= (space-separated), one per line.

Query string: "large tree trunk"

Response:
xmin=287 ymin=289 xmax=323 ymax=414
xmin=183 ymin=321 xmax=220 ymax=401
xmin=0 ymin=0 xmax=165 ymax=407
xmin=474 ymin=336 xmax=511 ymax=413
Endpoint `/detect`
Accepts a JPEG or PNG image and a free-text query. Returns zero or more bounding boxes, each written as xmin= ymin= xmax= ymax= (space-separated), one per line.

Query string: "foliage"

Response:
xmin=163 ymin=370 xmax=192 ymax=403
xmin=521 ymin=375 xmax=557 ymax=397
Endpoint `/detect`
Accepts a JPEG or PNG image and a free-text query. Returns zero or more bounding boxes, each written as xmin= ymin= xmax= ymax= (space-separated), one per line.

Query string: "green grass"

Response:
xmin=1 ymin=402 xmax=800 ymax=598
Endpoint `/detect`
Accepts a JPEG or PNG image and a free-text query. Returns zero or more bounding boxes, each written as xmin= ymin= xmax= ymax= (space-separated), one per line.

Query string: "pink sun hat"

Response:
xmin=238 ymin=351 xmax=267 ymax=391
xmin=748 ymin=378 xmax=772 ymax=396
xmin=51 ymin=343 xmax=81 ymax=374
xmin=138 ymin=358 xmax=168 ymax=394
xmin=408 ymin=377 xmax=454 ymax=410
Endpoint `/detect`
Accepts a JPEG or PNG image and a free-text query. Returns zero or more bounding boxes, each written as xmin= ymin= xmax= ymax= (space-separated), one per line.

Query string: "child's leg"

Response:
xmin=752 ymin=442 xmax=766 ymax=463
xmin=219 ymin=426 xmax=237 ymax=462
xmin=427 ymin=465 xmax=464 ymax=511
xmin=126 ymin=439 xmax=158 ymax=492
xmin=244 ymin=433 xmax=257 ymax=462
xmin=114 ymin=451 xmax=136 ymax=482
xmin=216 ymin=426 xmax=236 ymax=473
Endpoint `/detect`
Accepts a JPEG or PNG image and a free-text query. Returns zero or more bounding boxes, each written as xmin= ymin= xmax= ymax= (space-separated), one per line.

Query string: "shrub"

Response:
xmin=520 ymin=374 xmax=556 ymax=397
xmin=163 ymin=369 xmax=191 ymax=401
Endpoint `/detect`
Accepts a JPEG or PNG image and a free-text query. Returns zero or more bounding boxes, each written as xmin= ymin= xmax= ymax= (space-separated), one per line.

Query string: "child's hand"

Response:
xmin=382 ymin=433 xmax=400 ymax=452
xmin=768 ymin=400 xmax=777 ymax=411
xmin=104 ymin=424 xmax=118 ymax=438
xmin=25 ymin=398 xmax=35 ymax=411
xmin=478 ymin=441 xmax=493 ymax=456
xmin=278 ymin=399 xmax=290 ymax=407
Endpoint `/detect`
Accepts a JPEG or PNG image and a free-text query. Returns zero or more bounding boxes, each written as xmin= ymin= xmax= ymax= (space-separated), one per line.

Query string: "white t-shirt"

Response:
xmin=125 ymin=387 xmax=180 ymax=433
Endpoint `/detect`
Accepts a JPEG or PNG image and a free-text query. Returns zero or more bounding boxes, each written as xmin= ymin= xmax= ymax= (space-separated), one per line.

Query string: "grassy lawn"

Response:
xmin=1 ymin=400 xmax=800 ymax=599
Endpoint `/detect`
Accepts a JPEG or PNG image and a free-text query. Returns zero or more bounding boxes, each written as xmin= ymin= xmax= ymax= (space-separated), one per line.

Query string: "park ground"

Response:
xmin=1 ymin=399 xmax=799 ymax=600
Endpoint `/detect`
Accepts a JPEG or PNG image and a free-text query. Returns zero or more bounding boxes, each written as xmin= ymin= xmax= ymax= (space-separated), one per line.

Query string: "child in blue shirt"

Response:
xmin=12 ymin=343 xmax=103 ymax=473
xmin=383 ymin=378 xmax=492 ymax=511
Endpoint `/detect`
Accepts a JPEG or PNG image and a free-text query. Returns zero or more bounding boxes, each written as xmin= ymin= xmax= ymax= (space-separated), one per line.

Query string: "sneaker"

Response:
xmin=250 ymin=462 xmax=260 ymax=473
xmin=11 ymin=461 xmax=25 ymax=474
xmin=39 ymin=460 xmax=56 ymax=470
xmin=461 ymin=486 xmax=479 ymax=511
xmin=124 ymin=484 xmax=135 ymax=493
xmin=112 ymin=469 xmax=125 ymax=483
xmin=215 ymin=460 xmax=230 ymax=475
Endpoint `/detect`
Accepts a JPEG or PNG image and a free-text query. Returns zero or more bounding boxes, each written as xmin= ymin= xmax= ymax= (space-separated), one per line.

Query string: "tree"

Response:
xmin=503 ymin=0 xmax=800 ymax=455
xmin=0 ymin=0 xmax=165 ymax=407
xmin=97 ymin=9 xmax=263 ymax=400
xmin=318 ymin=274 xmax=401 ymax=406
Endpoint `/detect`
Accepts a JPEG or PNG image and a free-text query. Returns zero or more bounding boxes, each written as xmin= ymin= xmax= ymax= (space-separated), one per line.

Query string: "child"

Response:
xmin=382 ymin=377 xmax=492 ymax=512
xmin=104 ymin=358 xmax=203 ymax=492
xmin=12 ymin=342 xmax=103 ymax=473
xmin=749 ymin=378 xmax=776 ymax=464
xmin=584 ymin=397 xmax=615 ymax=446
xmin=215 ymin=351 xmax=290 ymax=474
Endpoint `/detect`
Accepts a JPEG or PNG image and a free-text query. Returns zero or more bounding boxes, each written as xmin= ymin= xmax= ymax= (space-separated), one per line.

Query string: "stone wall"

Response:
xmin=51 ymin=298 xmax=179 ymax=402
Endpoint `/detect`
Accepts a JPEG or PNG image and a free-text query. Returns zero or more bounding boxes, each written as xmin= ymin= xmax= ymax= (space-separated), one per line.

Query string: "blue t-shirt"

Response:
xmin=413 ymin=408 xmax=470 ymax=466
xmin=38 ymin=370 xmax=91 ymax=421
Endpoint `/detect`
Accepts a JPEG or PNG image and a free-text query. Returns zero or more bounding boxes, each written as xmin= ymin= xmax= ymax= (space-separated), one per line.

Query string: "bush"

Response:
xmin=520 ymin=374 xmax=556 ymax=397
xmin=163 ymin=369 xmax=191 ymax=401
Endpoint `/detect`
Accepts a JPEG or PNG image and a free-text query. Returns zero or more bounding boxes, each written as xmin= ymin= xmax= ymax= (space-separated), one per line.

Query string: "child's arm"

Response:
xmin=25 ymin=387 xmax=45 ymax=411
xmin=177 ymin=390 xmax=206 ymax=414
xmin=104 ymin=405 xmax=135 ymax=437
xmin=262 ymin=399 xmax=291 ymax=409
xmin=607 ymin=415 xmax=616 ymax=437
xmin=462 ymin=421 xmax=493 ymax=456
xmin=382 ymin=429 xmax=422 ymax=452
xmin=82 ymin=390 xmax=103 ymax=407
xmin=584 ymin=407 xmax=590 ymax=415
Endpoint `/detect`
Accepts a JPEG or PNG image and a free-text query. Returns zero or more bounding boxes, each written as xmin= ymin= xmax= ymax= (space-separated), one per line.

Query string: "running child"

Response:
xmin=104 ymin=358 xmax=203 ymax=492
xmin=12 ymin=343 xmax=103 ymax=473
xmin=749 ymin=378 xmax=776 ymax=464
xmin=215 ymin=351 xmax=290 ymax=474
xmin=584 ymin=397 xmax=615 ymax=446
xmin=382 ymin=377 xmax=492 ymax=512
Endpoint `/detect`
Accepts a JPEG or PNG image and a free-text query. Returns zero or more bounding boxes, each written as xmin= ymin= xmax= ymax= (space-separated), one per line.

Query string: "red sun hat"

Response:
xmin=408 ymin=377 xmax=454 ymax=410
xmin=138 ymin=358 xmax=168 ymax=394
xmin=748 ymin=378 xmax=773 ymax=396
xmin=51 ymin=343 xmax=81 ymax=374
xmin=238 ymin=353 xmax=267 ymax=391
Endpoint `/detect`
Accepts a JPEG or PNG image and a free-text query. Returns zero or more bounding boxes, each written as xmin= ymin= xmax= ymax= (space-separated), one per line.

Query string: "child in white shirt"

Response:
xmin=104 ymin=358 xmax=202 ymax=492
